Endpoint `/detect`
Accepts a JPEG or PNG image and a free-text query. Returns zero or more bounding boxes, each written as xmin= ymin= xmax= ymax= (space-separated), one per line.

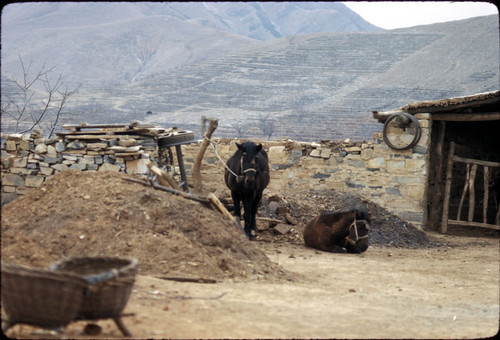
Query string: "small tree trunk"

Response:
xmin=192 ymin=117 xmax=218 ymax=194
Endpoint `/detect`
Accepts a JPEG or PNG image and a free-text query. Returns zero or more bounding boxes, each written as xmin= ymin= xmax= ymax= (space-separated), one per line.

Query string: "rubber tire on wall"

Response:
xmin=382 ymin=112 xmax=422 ymax=150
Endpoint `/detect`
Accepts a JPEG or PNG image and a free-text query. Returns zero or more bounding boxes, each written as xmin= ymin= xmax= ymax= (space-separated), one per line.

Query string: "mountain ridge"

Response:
xmin=1 ymin=2 xmax=379 ymax=88
xmin=85 ymin=15 xmax=495 ymax=141
xmin=1 ymin=4 xmax=498 ymax=141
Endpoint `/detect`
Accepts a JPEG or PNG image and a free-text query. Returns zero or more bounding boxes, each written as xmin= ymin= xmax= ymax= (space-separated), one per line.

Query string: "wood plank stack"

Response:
xmin=56 ymin=122 xmax=171 ymax=159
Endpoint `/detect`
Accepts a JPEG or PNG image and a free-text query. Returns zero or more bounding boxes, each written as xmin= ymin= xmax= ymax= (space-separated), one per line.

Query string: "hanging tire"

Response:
xmin=382 ymin=112 xmax=422 ymax=150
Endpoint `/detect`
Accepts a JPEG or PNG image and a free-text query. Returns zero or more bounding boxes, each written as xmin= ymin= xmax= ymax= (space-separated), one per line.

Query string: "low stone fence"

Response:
xmin=180 ymin=128 xmax=429 ymax=228
xmin=0 ymin=125 xmax=159 ymax=204
xmin=1 ymin=115 xmax=431 ymax=228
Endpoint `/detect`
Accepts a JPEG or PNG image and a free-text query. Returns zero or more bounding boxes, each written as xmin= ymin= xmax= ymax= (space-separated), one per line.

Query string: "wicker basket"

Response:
xmin=1 ymin=262 xmax=87 ymax=331
xmin=50 ymin=257 xmax=138 ymax=320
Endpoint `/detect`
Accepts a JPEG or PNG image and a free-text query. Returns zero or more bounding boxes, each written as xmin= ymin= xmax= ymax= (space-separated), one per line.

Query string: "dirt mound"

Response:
xmin=2 ymin=168 xmax=449 ymax=284
xmin=1 ymin=170 xmax=286 ymax=280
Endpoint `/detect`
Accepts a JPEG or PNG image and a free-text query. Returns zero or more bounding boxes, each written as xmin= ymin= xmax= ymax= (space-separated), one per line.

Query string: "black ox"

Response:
xmin=303 ymin=209 xmax=371 ymax=253
xmin=225 ymin=142 xmax=270 ymax=238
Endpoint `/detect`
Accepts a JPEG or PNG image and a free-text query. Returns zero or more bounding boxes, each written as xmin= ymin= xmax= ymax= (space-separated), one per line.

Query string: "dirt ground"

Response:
xmin=1 ymin=170 xmax=499 ymax=339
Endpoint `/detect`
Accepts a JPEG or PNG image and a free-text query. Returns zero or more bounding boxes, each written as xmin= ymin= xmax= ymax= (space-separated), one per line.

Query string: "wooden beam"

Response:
xmin=57 ymin=130 xmax=117 ymax=136
xmin=453 ymin=156 xmax=500 ymax=168
xmin=206 ymin=193 xmax=245 ymax=233
xmin=63 ymin=123 xmax=157 ymax=130
xmin=122 ymin=177 xmax=207 ymax=203
xmin=375 ymin=111 xmax=500 ymax=123
xmin=145 ymin=160 xmax=182 ymax=191
xmin=447 ymin=219 xmax=500 ymax=231
xmin=207 ymin=193 xmax=236 ymax=223
xmin=155 ymin=276 xmax=217 ymax=284
xmin=432 ymin=112 xmax=500 ymax=121
xmin=371 ymin=110 xmax=404 ymax=123
xmin=404 ymin=95 xmax=500 ymax=113
xmin=441 ymin=142 xmax=455 ymax=233
xmin=63 ymin=134 xmax=121 ymax=139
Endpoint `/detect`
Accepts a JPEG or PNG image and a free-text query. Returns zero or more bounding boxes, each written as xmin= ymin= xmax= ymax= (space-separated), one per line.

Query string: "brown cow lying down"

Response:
xmin=303 ymin=209 xmax=371 ymax=253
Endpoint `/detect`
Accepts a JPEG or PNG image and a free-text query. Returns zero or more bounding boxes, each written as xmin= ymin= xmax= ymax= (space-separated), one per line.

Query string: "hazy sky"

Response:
xmin=343 ymin=1 xmax=499 ymax=29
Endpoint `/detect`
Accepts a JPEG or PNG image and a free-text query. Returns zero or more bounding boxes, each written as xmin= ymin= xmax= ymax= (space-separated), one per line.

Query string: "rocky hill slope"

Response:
xmin=79 ymin=15 xmax=499 ymax=141
xmin=1 ymin=4 xmax=498 ymax=141
xmin=1 ymin=2 xmax=377 ymax=88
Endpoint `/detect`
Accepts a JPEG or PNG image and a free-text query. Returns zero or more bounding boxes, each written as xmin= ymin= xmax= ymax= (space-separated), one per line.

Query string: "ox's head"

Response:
xmin=237 ymin=142 xmax=263 ymax=187
xmin=346 ymin=210 xmax=371 ymax=253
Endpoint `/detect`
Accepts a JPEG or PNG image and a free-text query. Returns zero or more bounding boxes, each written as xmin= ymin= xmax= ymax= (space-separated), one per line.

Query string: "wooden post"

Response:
xmin=441 ymin=142 xmax=455 ymax=233
xmin=168 ymin=148 xmax=175 ymax=168
xmin=192 ymin=118 xmax=218 ymax=194
xmin=483 ymin=166 xmax=489 ymax=224
xmin=207 ymin=193 xmax=236 ymax=222
xmin=436 ymin=121 xmax=446 ymax=184
xmin=467 ymin=164 xmax=477 ymax=222
xmin=428 ymin=121 xmax=446 ymax=228
xmin=207 ymin=193 xmax=244 ymax=233
xmin=175 ymin=145 xmax=189 ymax=192
xmin=457 ymin=163 xmax=470 ymax=221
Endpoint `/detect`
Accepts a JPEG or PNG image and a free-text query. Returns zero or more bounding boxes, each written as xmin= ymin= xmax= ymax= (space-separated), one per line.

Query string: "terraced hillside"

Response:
xmin=4 ymin=15 xmax=497 ymax=141
xmin=139 ymin=32 xmax=442 ymax=139
xmin=1 ymin=2 xmax=376 ymax=89
xmin=86 ymin=15 xmax=497 ymax=141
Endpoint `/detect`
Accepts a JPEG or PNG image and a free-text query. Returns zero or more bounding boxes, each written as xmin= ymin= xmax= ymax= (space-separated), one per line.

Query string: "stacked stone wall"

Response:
xmin=1 ymin=131 xmax=153 ymax=204
xmin=180 ymin=114 xmax=431 ymax=228
xmin=1 ymin=114 xmax=431 ymax=228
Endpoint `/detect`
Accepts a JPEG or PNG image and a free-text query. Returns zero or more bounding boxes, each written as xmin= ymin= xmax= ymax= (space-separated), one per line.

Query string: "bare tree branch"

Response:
xmin=258 ymin=113 xmax=276 ymax=140
xmin=2 ymin=55 xmax=79 ymax=136
xmin=48 ymin=84 xmax=80 ymax=138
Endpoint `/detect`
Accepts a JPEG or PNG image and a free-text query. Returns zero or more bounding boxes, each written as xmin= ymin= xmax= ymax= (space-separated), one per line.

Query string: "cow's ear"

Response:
xmin=256 ymin=144 xmax=263 ymax=152
xmin=236 ymin=143 xmax=245 ymax=152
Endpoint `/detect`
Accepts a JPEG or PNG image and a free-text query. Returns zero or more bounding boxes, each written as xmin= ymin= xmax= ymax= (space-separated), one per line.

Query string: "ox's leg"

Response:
xmin=242 ymin=196 xmax=255 ymax=238
xmin=232 ymin=191 xmax=242 ymax=221
xmin=248 ymin=191 xmax=263 ymax=239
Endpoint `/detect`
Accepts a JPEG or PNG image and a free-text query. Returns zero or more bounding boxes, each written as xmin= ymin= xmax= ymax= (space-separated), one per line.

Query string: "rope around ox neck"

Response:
xmin=205 ymin=136 xmax=239 ymax=178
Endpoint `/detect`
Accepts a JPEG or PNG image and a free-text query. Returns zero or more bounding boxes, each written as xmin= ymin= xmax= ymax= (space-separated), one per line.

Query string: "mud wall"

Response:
xmin=1 ymin=114 xmax=431 ymax=228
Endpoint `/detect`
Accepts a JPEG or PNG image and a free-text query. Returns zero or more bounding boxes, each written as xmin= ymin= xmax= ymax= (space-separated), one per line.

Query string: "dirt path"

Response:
xmin=2 ymin=171 xmax=498 ymax=339
xmin=6 ymin=235 xmax=499 ymax=339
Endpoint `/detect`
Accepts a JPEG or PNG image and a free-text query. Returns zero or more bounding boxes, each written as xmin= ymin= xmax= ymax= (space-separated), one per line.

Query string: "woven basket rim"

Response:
xmin=2 ymin=262 xmax=87 ymax=283
xmin=50 ymin=256 xmax=138 ymax=284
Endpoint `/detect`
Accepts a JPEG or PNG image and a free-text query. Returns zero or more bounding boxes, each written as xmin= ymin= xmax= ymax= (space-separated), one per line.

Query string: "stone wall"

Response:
xmin=180 ymin=113 xmax=431 ymax=228
xmin=1 ymin=115 xmax=431 ymax=228
xmin=1 ymin=129 xmax=155 ymax=204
